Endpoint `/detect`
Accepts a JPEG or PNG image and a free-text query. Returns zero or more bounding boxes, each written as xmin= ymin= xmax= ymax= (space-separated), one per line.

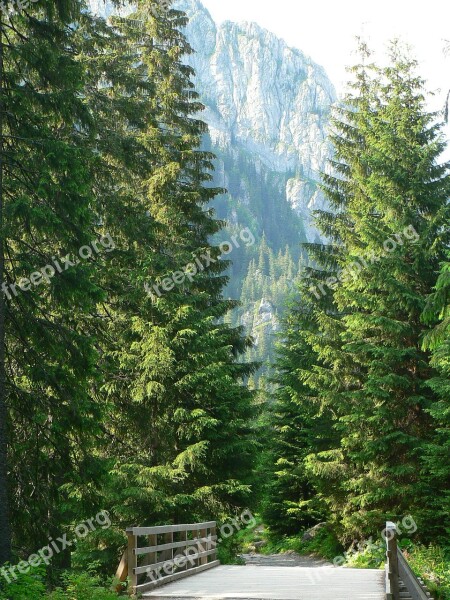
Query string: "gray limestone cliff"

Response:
xmin=175 ymin=0 xmax=335 ymax=240
xmin=89 ymin=0 xmax=336 ymax=241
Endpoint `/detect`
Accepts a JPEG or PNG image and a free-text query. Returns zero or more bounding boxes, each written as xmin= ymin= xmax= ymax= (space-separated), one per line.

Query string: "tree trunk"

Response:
xmin=0 ymin=20 xmax=12 ymax=565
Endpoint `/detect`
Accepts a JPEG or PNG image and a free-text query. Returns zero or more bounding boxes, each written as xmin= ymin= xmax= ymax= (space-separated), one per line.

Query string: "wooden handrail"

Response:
xmin=385 ymin=521 xmax=433 ymax=600
xmin=397 ymin=551 xmax=434 ymax=600
xmin=116 ymin=521 xmax=220 ymax=595
xmin=385 ymin=521 xmax=400 ymax=600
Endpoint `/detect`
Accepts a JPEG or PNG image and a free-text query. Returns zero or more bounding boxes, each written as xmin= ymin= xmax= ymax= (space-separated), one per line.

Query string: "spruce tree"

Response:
xmin=0 ymin=0 xmax=109 ymax=562
xmin=315 ymin=46 xmax=448 ymax=538
xmin=0 ymin=10 xmax=9 ymax=565
xmin=0 ymin=0 xmax=258 ymax=575
xmin=422 ymin=251 xmax=450 ymax=541
xmin=76 ymin=0 xmax=257 ymax=530
xmin=272 ymin=44 xmax=450 ymax=540
xmin=263 ymin=296 xmax=334 ymax=534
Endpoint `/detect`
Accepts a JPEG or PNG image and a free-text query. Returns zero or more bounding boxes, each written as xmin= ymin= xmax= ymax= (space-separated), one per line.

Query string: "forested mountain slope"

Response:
xmin=89 ymin=0 xmax=337 ymax=380
xmin=176 ymin=0 xmax=336 ymax=380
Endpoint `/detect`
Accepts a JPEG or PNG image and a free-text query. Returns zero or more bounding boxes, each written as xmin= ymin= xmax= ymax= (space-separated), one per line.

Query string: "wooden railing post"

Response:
xmin=148 ymin=533 xmax=157 ymax=567
xmin=210 ymin=523 xmax=217 ymax=561
xmin=121 ymin=521 xmax=219 ymax=595
xmin=141 ymin=533 xmax=156 ymax=582
xmin=162 ymin=532 xmax=174 ymax=573
xmin=199 ymin=527 xmax=208 ymax=565
xmin=173 ymin=528 xmax=187 ymax=572
xmin=126 ymin=528 xmax=138 ymax=595
xmin=385 ymin=521 xmax=400 ymax=600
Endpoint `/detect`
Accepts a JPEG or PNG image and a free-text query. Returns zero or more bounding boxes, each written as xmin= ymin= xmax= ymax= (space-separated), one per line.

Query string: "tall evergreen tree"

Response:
xmin=74 ymin=0 xmax=257 ymax=535
xmin=422 ymin=251 xmax=450 ymax=541
xmin=0 ymin=9 xmax=9 ymax=565
xmin=271 ymin=44 xmax=450 ymax=540
xmin=0 ymin=0 xmax=110 ymax=562
xmin=263 ymin=296 xmax=334 ymax=534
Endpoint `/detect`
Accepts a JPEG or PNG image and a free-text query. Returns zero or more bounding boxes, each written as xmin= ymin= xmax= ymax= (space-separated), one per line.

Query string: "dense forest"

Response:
xmin=0 ymin=1 xmax=448 ymax=599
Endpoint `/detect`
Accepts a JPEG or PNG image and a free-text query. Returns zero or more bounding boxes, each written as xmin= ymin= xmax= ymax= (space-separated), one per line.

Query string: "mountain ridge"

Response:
xmin=88 ymin=1 xmax=336 ymax=241
xmin=174 ymin=0 xmax=336 ymax=240
xmin=88 ymin=0 xmax=337 ymax=380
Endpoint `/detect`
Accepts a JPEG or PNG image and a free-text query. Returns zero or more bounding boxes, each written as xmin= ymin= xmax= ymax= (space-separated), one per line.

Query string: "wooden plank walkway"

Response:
xmin=142 ymin=563 xmax=385 ymax=599
xmin=121 ymin=520 xmax=429 ymax=600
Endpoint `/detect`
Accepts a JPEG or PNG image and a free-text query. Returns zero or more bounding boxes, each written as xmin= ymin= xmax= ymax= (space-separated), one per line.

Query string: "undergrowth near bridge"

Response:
xmin=229 ymin=516 xmax=450 ymax=600
xmin=404 ymin=544 xmax=450 ymax=600
xmin=0 ymin=569 xmax=118 ymax=600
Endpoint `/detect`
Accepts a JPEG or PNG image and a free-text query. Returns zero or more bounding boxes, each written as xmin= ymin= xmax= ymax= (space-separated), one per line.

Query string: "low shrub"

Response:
xmin=0 ymin=565 xmax=47 ymax=600
xmin=0 ymin=568 xmax=119 ymax=600
xmin=48 ymin=573 xmax=118 ymax=600
xmin=264 ymin=525 xmax=343 ymax=560
xmin=403 ymin=542 xmax=450 ymax=600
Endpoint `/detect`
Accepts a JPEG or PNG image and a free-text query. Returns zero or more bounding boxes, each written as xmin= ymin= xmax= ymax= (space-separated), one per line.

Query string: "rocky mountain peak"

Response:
xmin=173 ymin=0 xmax=335 ymax=239
xmin=88 ymin=0 xmax=336 ymax=241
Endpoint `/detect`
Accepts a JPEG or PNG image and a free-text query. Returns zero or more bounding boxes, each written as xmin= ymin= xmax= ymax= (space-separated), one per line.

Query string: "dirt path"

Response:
xmin=239 ymin=551 xmax=332 ymax=568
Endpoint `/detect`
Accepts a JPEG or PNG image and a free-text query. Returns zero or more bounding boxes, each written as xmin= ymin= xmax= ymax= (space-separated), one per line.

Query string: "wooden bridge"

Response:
xmin=117 ymin=521 xmax=433 ymax=599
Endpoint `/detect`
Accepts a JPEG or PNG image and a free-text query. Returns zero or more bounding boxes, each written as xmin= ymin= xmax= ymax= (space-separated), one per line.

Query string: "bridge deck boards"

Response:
xmin=142 ymin=564 xmax=385 ymax=599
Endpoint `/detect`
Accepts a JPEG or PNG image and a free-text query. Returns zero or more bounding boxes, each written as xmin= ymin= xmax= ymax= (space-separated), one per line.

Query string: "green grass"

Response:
xmin=262 ymin=526 xmax=343 ymax=561
xmin=344 ymin=539 xmax=386 ymax=570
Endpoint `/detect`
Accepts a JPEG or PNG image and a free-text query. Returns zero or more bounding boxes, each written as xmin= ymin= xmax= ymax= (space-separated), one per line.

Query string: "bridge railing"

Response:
xmin=385 ymin=521 xmax=433 ymax=600
xmin=116 ymin=521 xmax=219 ymax=595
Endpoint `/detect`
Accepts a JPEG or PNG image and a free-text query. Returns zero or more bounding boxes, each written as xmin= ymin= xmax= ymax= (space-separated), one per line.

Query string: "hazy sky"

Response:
xmin=200 ymin=0 xmax=449 ymax=109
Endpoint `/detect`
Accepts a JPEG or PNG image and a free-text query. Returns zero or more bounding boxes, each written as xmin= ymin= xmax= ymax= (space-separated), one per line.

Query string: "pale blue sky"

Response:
xmin=201 ymin=0 xmax=449 ymax=109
